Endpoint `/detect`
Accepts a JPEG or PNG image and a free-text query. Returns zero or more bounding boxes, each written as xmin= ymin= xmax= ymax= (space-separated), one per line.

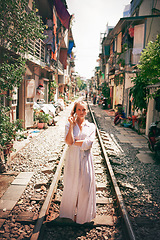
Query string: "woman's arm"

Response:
xmin=78 ymin=124 xmax=96 ymax=150
xmin=65 ymin=123 xmax=74 ymax=145
xmin=65 ymin=115 xmax=76 ymax=145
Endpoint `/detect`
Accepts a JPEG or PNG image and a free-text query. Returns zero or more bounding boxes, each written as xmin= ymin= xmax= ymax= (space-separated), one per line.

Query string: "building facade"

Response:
xmin=98 ymin=0 xmax=160 ymax=134
xmin=0 ymin=0 xmax=75 ymax=129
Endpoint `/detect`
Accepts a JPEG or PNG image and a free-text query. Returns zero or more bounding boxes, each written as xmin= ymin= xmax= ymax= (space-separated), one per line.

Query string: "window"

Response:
xmin=27 ymin=98 xmax=33 ymax=103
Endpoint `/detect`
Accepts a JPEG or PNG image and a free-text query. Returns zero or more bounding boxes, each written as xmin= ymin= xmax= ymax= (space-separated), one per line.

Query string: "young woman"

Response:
xmin=59 ymin=100 xmax=96 ymax=224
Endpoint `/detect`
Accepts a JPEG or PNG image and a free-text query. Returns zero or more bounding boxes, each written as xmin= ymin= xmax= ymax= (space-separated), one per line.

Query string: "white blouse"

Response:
xmin=59 ymin=120 xmax=96 ymax=224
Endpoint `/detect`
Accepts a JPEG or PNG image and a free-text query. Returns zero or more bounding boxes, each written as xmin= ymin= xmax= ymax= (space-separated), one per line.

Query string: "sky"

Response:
xmin=67 ymin=0 xmax=131 ymax=80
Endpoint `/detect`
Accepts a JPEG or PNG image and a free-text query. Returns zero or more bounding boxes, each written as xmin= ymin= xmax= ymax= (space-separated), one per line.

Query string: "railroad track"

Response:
xmin=32 ymin=104 xmax=136 ymax=240
xmin=0 ymin=102 xmax=136 ymax=240
xmin=88 ymin=104 xmax=136 ymax=240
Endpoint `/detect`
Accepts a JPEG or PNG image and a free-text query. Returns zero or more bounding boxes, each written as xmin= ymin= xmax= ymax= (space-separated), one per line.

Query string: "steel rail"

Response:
xmin=30 ymin=144 xmax=68 ymax=240
xmin=88 ymin=104 xmax=136 ymax=240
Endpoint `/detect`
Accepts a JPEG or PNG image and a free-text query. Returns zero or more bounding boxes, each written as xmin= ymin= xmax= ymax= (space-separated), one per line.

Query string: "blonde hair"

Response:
xmin=71 ymin=100 xmax=88 ymax=116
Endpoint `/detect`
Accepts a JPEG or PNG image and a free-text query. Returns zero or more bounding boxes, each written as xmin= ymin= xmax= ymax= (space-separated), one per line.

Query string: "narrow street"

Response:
xmin=0 ymin=101 xmax=160 ymax=239
xmin=91 ymin=104 xmax=160 ymax=240
xmin=1 ymin=1 xmax=160 ymax=239
xmin=0 ymin=103 xmax=70 ymax=201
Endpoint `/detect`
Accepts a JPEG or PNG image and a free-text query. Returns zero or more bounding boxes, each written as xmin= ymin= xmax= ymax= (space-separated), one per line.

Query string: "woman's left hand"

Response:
xmin=68 ymin=115 xmax=76 ymax=126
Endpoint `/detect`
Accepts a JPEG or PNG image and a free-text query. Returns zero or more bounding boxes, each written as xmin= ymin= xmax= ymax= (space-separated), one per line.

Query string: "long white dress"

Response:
xmin=59 ymin=120 xmax=96 ymax=224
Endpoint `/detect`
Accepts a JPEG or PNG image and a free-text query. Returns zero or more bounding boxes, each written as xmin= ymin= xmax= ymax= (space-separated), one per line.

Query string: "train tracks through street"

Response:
xmin=31 ymin=103 xmax=136 ymax=240
xmin=0 ymin=101 xmax=138 ymax=240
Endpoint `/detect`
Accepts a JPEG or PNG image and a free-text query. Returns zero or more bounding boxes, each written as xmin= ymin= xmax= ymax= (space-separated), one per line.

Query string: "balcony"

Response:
xmin=58 ymin=75 xmax=64 ymax=84
xmin=58 ymin=60 xmax=64 ymax=73
xmin=132 ymin=48 xmax=142 ymax=65
xmin=116 ymin=49 xmax=133 ymax=66
xmin=27 ymin=38 xmax=46 ymax=66
xmin=115 ymin=48 xmax=141 ymax=67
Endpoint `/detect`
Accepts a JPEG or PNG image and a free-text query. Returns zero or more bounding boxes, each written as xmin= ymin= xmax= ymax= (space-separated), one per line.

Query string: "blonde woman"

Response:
xmin=59 ymin=100 xmax=96 ymax=224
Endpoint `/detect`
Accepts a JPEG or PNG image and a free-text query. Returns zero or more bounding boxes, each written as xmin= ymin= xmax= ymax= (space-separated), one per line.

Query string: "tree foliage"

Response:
xmin=0 ymin=0 xmax=44 ymax=53
xmin=0 ymin=0 xmax=45 ymax=164
xmin=130 ymin=74 xmax=149 ymax=110
xmin=130 ymin=35 xmax=160 ymax=110
xmin=49 ymin=80 xmax=58 ymax=102
xmin=102 ymin=81 xmax=110 ymax=98
xmin=0 ymin=54 xmax=26 ymax=93
xmin=139 ymin=34 xmax=160 ymax=84
xmin=76 ymin=77 xmax=87 ymax=90
xmin=0 ymin=0 xmax=45 ymax=94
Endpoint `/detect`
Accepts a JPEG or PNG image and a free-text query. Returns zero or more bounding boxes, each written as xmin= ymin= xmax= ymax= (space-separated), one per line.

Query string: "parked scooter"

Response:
xmin=148 ymin=120 xmax=160 ymax=159
xmin=102 ymin=98 xmax=108 ymax=109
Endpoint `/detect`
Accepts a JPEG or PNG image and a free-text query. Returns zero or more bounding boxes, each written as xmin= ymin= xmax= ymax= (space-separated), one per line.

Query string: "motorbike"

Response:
xmin=148 ymin=120 xmax=160 ymax=159
xmin=102 ymin=98 xmax=108 ymax=109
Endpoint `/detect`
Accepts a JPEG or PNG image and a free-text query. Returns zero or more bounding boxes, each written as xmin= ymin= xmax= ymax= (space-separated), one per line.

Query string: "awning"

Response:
xmin=104 ymin=14 xmax=160 ymax=45
xmin=104 ymin=45 xmax=110 ymax=56
xmin=51 ymin=10 xmax=57 ymax=61
xmin=59 ymin=48 xmax=68 ymax=69
xmin=54 ymin=0 xmax=71 ymax=29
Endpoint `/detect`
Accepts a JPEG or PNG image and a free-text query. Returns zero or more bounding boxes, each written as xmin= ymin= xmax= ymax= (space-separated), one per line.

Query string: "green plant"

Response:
xmin=35 ymin=112 xmax=50 ymax=123
xmin=59 ymin=93 xmax=64 ymax=99
xmin=130 ymin=35 xmax=160 ymax=110
xmin=49 ymin=80 xmax=58 ymax=102
xmin=130 ymin=74 xmax=148 ymax=111
xmin=0 ymin=107 xmax=23 ymax=162
xmin=114 ymin=74 xmax=124 ymax=86
xmin=122 ymin=43 xmax=128 ymax=52
xmin=43 ymin=113 xmax=50 ymax=123
xmin=0 ymin=0 xmax=45 ymax=171
xmin=117 ymin=106 xmax=123 ymax=114
xmin=102 ymin=81 xmax=110 ymax=98
xmin=139 ymin=35 xmax=160 ymax=86
xmin=0 ymin=0 xmax=45 ymax=94
xmin=76 ymin=76 xmax=87 ymax=91
xmin=117 ymin=58 xmax=125 ymax=67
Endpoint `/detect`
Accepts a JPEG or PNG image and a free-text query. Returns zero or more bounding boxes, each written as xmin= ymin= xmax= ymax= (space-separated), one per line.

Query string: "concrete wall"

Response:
xmin=145 ymin=17 xmax=160 ymax=46
xmin=146 ymin=87 xmax=160 ymax=135
xmin=139 ymin=0 xmax=152 ymax=15
xmin=124 ymin=69 xmax=136 ymax=117
xmin=139 ymin=0 xmax=160 ymax=16
xmin=113 ymin=84 xmax=123 ymax=108
xmin=125 ymin=69 xmax=135 ymax=89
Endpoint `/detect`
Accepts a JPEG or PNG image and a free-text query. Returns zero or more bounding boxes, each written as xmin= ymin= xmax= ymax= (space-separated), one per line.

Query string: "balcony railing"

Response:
xmin=116 ymin=49 xmax=133 ymax=66
xmin=132 ymin=48 xmax=142 ymax=65
xmin=58 ymin=60 xmax=64 ymax=72
xmin=28 ymin=38 xmax=45 ymax=62
xmin=109 ymin=47 xmax=142 ymax=71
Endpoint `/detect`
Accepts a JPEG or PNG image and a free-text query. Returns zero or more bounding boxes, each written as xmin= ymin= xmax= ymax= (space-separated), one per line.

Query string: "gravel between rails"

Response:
xmin=1 ymin=102 xmax=159 ymax=240
xmin=43 ymin=111 xmax=123 ymax=240
xmin=90 ymin=104 xmax=160 ymax=240
xmin=1 ymin=102 xmax=123 ymax=240
xmin=0 ymin=104 xmax=73 ymax=240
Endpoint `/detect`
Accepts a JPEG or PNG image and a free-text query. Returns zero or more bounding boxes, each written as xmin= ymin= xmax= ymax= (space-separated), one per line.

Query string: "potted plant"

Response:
xmin=117 ymin=58 xmax=125 ymax=68
xmin=42 ymin=113 xmax=50 ymax=129
xmin=59 ymin=93 xmax=64 ymax=99
xmin=35 ymin=111 xmax=50 ymax=129
xmin=35 ymin=111 xmax=45 ymax=129
xmin=0 ymin=108 xmax=23 ymax=170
